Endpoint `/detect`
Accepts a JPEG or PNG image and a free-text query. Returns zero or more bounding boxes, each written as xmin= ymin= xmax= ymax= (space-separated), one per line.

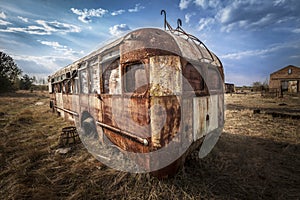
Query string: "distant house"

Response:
xmin=269 ymin=65 xmax=300 ymax=93
xmin=225 ymin=83 xmax=235 ymax=93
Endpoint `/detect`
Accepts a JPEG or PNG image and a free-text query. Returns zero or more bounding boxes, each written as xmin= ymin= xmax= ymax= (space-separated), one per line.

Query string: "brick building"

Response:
xmin=269 ymin=65 xmax=300 ymax=93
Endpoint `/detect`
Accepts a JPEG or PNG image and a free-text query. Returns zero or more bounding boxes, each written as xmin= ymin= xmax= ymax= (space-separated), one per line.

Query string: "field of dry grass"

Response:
xmin=0 ymin=91 xmax=299 ymax=199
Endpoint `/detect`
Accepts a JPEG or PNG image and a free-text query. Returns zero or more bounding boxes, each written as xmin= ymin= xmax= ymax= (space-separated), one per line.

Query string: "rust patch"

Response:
xmin=150 ymin=96 xmax=181 ymax=149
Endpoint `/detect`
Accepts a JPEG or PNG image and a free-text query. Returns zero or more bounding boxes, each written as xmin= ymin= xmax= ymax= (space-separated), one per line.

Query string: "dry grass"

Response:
xmin=0 ymin=91 xmax=299 ymax=199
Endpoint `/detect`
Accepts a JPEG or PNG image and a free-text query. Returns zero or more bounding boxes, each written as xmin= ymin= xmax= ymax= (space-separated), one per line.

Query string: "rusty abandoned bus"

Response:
xmin=48 ymin=11 xmax=224 ymax=177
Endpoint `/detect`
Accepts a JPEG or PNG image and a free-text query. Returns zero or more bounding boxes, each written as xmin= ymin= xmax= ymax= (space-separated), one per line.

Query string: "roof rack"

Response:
xmin=160 ymin=10 xmax=220 ymax=64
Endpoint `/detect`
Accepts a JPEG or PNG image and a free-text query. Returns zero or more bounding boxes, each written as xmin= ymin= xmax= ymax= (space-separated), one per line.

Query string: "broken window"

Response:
xmin=73 ymin=78 xmax=79 ymax=94
xmin=79 ymin=69 xmax=88 ymax=94
xmin=102 ymin=59 xmax=121 ymax=94
xmin=89 ymin=65 xmax=100 ymax=94
xmin=65 ymin=80 xmax=72 ymax=94
xmin=125 ymin=63 xmax=147 ymax=93
xmin=183 ymin=63 xmax=204 ymax=91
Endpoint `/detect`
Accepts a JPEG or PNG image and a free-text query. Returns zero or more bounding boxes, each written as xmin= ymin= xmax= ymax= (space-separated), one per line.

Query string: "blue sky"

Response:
xmin=0 ymin=0 xmax=299 ymax=86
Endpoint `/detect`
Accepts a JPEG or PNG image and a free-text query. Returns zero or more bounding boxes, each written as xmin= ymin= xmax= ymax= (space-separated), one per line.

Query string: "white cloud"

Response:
xmin=14 ymin=54 xmax=64 ymax=74
xmin=194 ymin=0 xmax=207 ymax=9
xmin=194 ymin=0 xmax=220 ymax=9
xmin=292 ymin=28 xmax=300 ymax=33
xmin=0 ymin=11 xmax=7 ymax=19
xmin=0 ymin=11 xmax=10 ymax=25
xmin=17 ymin=16 xmax=29 ymax=23
xmin=0 ymin=19 xmax=11 ymax=25
xmin=0 ymin=20 xmax=81 ymax=35
xmin=109 ymin=24 xmax=131 ymax=36
xmin=70 ymin=8 xmax=108 ymax=23
xmin=37 ymin=40 xmax=84 ymax=59
xmin=198 ymin=17 xmax=215 ymax=31
xmin=111 ymin=9 xmax=125 ymax=16
xmin=220 ymin=42 xmax=299 ymax=60
xmin=185 ymin=13 xmax=195 ymax=24
xmin=128 ymin=4 xmax=145 ymax=12
xmin=38 ymin=40 xmax=64 ymax=48
xmin=216 ymin=0 xmax=300 ymax=32
xmin=273 ymin=0 xmax=286 ymax=6
xmin=290 ymin=54 xmax=300 ymax=59
xmin=219 ymin=6 xmax=232 ymax=24
xmin=179 ymin=0 xmax=192 ymax=10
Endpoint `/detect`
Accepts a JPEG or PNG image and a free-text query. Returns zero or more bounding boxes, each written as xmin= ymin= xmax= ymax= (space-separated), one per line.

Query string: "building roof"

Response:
xmin=270 ymin=65 xmax=300 ymax=75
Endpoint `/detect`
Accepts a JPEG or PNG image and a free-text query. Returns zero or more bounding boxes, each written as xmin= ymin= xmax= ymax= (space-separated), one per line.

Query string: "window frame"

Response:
xmin=123 ymin=62 xmax=148 ymax=94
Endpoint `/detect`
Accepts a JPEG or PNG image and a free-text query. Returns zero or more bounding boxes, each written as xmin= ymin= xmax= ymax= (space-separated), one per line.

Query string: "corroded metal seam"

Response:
xmin=54 ymin=106 xmax=79 ymax=116
xmin=96 ymin=121 xmax=149 ymax=146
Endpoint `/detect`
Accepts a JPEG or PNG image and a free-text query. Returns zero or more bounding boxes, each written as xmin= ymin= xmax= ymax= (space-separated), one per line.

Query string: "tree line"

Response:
xmin=0 ymin=51 xmax=45 ymax=93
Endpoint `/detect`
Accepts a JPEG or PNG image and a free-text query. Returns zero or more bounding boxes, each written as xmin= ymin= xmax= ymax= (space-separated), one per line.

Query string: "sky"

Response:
xmin=0 ymin=0 xmax=299 ymax=86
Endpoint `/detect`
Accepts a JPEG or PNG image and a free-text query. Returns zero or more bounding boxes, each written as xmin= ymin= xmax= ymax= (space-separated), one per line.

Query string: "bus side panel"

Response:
xmin=56 ymin=93 xmax=64 ymax=118
xmin=193 ymin=94 xmax=219 ymax=141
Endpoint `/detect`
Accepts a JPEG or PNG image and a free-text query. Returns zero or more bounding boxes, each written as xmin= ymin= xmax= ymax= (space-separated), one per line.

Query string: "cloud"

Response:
xmin=109 ymin=24 xmax=131 ymax=36
xmin=0 ymin=19 xmax=11 ymax=25
xmin=198 ymin=17 xmax=215 ymax=31
xmin=128 ymin=4 xmax=145 ymax=12
xmin=0 ymin=11 xmax=11 ymax=25
xmin=217 ymin=0 xmax=300 ymax=32
xmin=179 ymin=0 xmax=192 ymax=10
xmin=17 ymin=16 xmax=29 ymax=23
xmin=292 ymin=28 xmax=300 ymax=33
xmin=194 ymin=0 xmax=220 ymax=9
xmin=0 ymin=11 xmax=7 ymax=19
xmin=273 ymin=0 xmax=286 ymax=6
xmin=70 ymin=8 xmax=108 ymax=23
xmin=14 ymin=54 xmax=64 ymax=75
xmin=220 ymin=42 xmax=299 ymax=60
xmin=185 ymin=13 xmax=195 ymax=24
xmin=37 ymin=40 xmax=84 ymax=58
xmin=13 ymin=53 xmax=83 ymax=76
xmin=0 ymin=20 xmax=81 ymax=35
xmin=111 ymin=9 xmax=125 ymax=16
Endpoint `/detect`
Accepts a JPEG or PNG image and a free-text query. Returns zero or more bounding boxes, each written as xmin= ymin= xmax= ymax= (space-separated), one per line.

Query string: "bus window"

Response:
xmin=102 ymin=59 xmax=121 ymax=94
xmin=80 ymin=69 xmax=88 ymax=94
xmin=125 ymin=63 xmax=147 ymax=93
xmin=90 ymin=65 xmax=100 ymax=94
xmin=183 ymin=63 xmax=204 ymax=91
xmin=66 ymin=80 xmax=72 ymax=94
xmin=73 ymin=78 xmax=79 ymax=94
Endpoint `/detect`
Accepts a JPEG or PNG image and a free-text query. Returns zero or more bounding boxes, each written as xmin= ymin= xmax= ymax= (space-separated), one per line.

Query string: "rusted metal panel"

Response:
xmin=193 ymin=97 xmax=207 ymax=140
xmin=150 ymin=96 xmax=181 ymax=149
xmin=150 ymin=56 xmax=182 ymax=96
xmin=193 ymin=95 xmax=219 ymax=141
xmin=181 ymin=98 xmax=193 ymax=148
xmin=120 ymin=28 xmax=181 ymax=62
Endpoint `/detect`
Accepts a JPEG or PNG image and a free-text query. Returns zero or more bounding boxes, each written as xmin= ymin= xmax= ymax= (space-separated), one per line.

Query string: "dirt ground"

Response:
xmin=0 ymin=91 xmax=299 ymax=199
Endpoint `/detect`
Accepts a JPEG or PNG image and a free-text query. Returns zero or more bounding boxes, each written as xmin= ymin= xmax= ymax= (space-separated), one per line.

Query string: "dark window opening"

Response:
xmin=125 ymin=63 xmax=147 ymax=93
xmin=183 ymin=63 xmax=204 ymax=91
xmin=65 ymin=80 xmax=72 ymax=94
